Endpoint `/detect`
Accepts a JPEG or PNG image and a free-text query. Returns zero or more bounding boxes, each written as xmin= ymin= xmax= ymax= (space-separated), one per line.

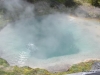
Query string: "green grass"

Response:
xmin=74 ymin=0 xmax=100 ymax=6
xmin=0 ymin=58 xmax=9 ymax=67
xmin=66 ymin=60 xmax=96 ymax=74
xmin=0 ymin=58 xmax=100 ymax=75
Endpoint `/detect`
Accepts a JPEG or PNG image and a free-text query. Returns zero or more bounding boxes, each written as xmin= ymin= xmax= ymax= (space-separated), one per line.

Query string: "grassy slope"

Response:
xmin=0 ymin=58 xmax=99 ymax=75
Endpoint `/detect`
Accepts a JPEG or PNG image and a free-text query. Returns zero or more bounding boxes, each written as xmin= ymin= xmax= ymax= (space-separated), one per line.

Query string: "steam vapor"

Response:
xmin=0 ymin=0 xmax=100 ymax=69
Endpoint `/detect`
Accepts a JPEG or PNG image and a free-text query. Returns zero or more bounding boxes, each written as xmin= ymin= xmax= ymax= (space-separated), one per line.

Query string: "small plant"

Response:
xmin=0 ymin=58 xmax=9 ymax=67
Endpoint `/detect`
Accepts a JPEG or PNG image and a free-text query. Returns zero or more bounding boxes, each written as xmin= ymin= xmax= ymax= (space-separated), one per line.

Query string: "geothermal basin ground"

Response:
xmin=0 ymin=14 xmax=100 ymax=71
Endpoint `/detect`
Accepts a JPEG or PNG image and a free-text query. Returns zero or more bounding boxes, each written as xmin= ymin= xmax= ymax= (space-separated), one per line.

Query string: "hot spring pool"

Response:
xmin=0 ymin=14 xmax=100 ymax=69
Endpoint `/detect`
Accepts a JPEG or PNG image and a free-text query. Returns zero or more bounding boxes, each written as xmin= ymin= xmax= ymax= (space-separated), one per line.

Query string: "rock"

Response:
xmin=67 ymin=72 xmax=100 ymax=75
xmin=85 ymin=72 xmax=100 ymax=75
xmin=67 ymin=72 xmax=92 ymax=75
xmin=91 ymin=62 xmax=100 ymax=70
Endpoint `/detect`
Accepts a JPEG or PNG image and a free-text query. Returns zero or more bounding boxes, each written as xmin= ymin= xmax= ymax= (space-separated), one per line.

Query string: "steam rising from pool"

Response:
xmin=0 ymin=0 xmax=100 ymax=69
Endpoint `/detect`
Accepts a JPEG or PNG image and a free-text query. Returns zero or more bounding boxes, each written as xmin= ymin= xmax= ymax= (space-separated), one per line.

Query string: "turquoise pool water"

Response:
xmin=0 ymin=14 xmax=100 ymax=67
